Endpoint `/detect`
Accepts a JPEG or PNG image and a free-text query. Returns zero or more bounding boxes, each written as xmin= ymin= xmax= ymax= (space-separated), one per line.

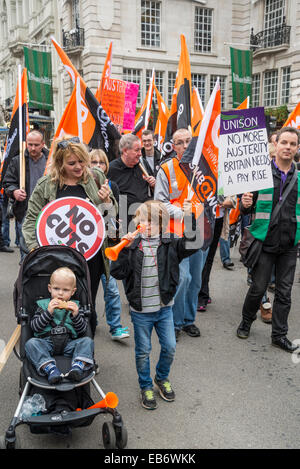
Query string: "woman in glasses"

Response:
xmin=22 ymin=135 xmax=117 ymax=335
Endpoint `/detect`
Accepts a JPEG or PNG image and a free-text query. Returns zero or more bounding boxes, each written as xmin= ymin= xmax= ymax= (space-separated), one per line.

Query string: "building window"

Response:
xmin=252 ymin=73 xmax=261 ymax=107
xmin=168 ymin=72 xmax=176 ymax=107
xmin=192 ymin=73 xmax=206 ymax=106
xmin=263 ymin=70 xmax=278 ymax=107
xmin=141 ymin=0 xmax=161 ymax=48
xmin=123 ymin=68 xmax=142 ymax=105
xmin=71 ymin=0 xmax=80 ymax=28
xmin=264 ymin=0 xmax=285 ymax=30
xmin=210 ymin=75 xmax=225 ymax=108
xmin=194 ymin=7 xmax=213 ymax=53
xmin=281 ymin=66 xmax=290 ymax=104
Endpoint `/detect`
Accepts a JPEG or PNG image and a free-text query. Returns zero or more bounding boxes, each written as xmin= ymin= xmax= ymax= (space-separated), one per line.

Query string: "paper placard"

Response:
xmin=219 ymin=107 xmax=273 ymax=196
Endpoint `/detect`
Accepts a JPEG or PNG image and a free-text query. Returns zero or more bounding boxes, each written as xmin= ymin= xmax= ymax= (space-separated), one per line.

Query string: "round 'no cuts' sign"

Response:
xmin=36 ymin=197 xmax=106 ymax=260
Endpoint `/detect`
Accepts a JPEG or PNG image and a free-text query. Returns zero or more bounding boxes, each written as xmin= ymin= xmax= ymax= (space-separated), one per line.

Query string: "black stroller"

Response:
xmin=1 ymin=245 xmax=127 ymax=449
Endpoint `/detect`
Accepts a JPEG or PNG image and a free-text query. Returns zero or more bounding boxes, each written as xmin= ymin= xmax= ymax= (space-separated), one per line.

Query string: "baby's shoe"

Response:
xmin=67 ymin=360 xmax=85 ymax=382
xmin=44 ymin=362 xmax=62 ymax=385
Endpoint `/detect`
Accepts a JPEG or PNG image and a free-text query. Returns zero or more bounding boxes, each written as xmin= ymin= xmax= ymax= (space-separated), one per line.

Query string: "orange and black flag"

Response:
xmin=153 ymin=83 xmax=169 ymax=151
xmin=179 ymin=78 xmax=221 ymax=248
xmin=51 ymin=37 xmax=120 ymax=160
xmin=160 ymin=74 xmax=178 ymax=159
xmin=161 ymin=34 xmax=192 ymax=159
xmin=95 ymin=41 xmax=113 ymax=103
xmin=133 ymin=69 xmax=155 ymax=138
xmin=0 ymin=67 xmax=29 ymax=190
xmin=176 ymin=34 xmax=192 ymax=130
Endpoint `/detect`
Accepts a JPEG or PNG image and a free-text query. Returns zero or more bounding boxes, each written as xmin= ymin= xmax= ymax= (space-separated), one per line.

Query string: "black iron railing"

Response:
xmin=250 ymin=23 xmax=291 ymax=51
xmin=62 ymin=27 xmax=85 ymax=49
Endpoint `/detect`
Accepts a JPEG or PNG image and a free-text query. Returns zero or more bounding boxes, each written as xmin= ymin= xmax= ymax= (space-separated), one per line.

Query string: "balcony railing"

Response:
xmin=250 ymin=23 xmax=291 ymax=51
xmin=62 ymin=27 xmax=85 ymax=50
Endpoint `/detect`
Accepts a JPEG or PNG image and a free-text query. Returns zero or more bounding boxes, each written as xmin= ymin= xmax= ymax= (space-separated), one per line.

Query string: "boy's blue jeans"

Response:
xmin=25 ymin=336 xmax=94 ymax=374
xmin=100 ymin=273 xmax=122 ymax=332
xmin=130 ymin=307 xmax=176 ymax=390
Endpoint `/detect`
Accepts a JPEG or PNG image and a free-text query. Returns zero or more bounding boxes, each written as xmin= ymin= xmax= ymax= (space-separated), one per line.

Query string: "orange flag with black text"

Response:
xmin=283 ymin=102 xmax=300 ymax=129
xmin=95 ymin=41 xmax=113 ymax=103
xmin=179 ymin=78 xmax=221 ymax=248
xmin=0 ymin=67 xmax=29 ymax=189
xmin=153 ymin=83 xmax=169 ymax=151
xmin=51 ymin=37 xmax=120 ymax=159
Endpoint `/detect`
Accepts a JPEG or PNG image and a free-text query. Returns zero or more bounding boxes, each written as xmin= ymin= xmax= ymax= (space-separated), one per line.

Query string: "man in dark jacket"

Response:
xmin=107 ymin=133 xmax=155 ymax=232
xmin=237 ymin=127 xmax=300 ymax=353
xmin=140 ymin=129 xmax=161 ymax=177
xmin=3 ymin=130 xmax=49 ymax=259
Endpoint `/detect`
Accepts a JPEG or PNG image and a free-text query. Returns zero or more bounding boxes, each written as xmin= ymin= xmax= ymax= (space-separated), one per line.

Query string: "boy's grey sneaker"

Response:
xmin=141 ymin=389 xmax=157 ymax=410
xmin=154 ymin=377 xmax=175 ymax=402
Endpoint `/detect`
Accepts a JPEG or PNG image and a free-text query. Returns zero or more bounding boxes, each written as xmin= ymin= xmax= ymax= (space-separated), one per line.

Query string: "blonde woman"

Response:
xmin=22 ymin=135 xmax=117 ymax=335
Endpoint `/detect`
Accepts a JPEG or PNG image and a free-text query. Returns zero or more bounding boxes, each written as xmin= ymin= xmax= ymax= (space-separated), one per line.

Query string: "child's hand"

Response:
xmin=122 ymin=232 xmax=136 ymax=248
xmin=48 ymin=299 xmax=59 ymax=314
xmin=183 ymin=199 xmax=192 ymax=215
xmin=67 ymin=301 xmax=79 ymax=317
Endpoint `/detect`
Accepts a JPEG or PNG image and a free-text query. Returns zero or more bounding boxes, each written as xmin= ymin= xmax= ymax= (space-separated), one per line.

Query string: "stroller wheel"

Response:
xmin=102 ymin=421 xmax=117 ymax=449
xmin=116 ymin=424 xmax=128 ymax=449
xmin=0 ymin=434 xmax=21 ymax=449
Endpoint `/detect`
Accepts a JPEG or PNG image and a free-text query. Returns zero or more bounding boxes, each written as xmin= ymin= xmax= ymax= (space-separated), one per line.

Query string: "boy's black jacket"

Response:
xmin=110 ymin=214 xmax=199 ymax=311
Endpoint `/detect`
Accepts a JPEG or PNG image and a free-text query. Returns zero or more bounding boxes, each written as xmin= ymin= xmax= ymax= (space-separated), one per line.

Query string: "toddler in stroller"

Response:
xmin=25 ymin=266 xmax=94 ymax=385
xmin=1 ymin=246 xmax=127 ymax=449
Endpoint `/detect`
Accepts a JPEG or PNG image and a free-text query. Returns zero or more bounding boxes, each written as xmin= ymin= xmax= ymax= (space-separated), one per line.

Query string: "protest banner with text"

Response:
xmin=219 ymin=107 xmax=273 ymax=196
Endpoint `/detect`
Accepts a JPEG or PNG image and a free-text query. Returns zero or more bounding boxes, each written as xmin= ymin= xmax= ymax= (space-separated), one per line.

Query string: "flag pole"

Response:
xmin=145 ymin=68 xmax=154 ymax=130
xmin=76 ymin=76 xmax=83 ymax=142
xmin=18 ymin=65 xmax=25 ymax=191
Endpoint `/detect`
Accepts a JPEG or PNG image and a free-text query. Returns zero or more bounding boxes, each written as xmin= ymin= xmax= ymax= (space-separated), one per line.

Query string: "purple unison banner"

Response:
xmin=218 ymin=107 xmax=273 ymax=196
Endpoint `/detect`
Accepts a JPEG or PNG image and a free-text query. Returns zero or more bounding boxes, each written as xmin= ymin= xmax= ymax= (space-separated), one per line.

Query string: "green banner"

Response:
xmin=230 ymin=47 xmax=253 ymax=108
xmin=24 ymin=47 xmax=53 ymax=110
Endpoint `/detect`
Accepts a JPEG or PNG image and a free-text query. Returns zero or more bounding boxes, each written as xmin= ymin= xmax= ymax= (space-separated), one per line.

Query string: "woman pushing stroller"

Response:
xmin=22 ymin=135 xmax=117 ymax=334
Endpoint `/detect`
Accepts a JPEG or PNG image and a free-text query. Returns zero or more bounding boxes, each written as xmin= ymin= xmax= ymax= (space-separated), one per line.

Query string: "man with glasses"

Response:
xmin=141 ymin=129 xmax=161 ymax=178
xmin=154 ymin=128 xmax=206 ymax=341
xmin=3 ymin=130 xmax=48 ymax=260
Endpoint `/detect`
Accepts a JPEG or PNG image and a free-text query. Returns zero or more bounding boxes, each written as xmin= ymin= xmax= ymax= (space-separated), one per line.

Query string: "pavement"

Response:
xmin=0 ymin=241 xmax=299 ymax=449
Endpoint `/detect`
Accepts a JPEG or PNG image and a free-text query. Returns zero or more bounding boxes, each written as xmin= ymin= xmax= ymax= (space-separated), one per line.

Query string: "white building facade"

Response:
xmin=0 ymin=0 xmax=299 ymax=139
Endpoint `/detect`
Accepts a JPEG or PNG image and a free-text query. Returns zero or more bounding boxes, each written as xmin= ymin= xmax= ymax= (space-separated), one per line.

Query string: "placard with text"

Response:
xmin=218 ymin=107 xmax=273 ymax=196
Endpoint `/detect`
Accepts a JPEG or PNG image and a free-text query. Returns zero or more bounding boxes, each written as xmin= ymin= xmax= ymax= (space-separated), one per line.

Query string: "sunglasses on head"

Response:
xmin=57 ymin=137 xmax=80 ymax=149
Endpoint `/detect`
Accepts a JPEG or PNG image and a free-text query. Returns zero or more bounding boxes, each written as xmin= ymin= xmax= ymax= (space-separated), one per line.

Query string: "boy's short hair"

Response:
xmin=50 ymin=267 xmax=76 ymax=287
xmin=134 ymin=200 xmax=169 ymax=233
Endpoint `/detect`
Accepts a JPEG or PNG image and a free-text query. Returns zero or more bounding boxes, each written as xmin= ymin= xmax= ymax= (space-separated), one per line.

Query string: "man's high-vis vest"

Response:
xmin=249 ymin=172 xmax=300 ymax=245
xmin=161 ymin=157 xmax=203 ymax=236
